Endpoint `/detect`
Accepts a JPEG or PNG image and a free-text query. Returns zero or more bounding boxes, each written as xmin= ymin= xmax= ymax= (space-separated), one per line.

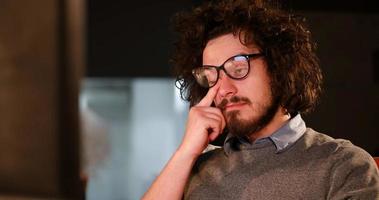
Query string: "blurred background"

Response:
xmin=0 ymin=0 xmax=378 ymax=199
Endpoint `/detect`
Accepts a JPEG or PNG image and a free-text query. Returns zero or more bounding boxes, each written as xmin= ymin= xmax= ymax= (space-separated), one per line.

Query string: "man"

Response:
xmin=143 ymin=0 xmax=379 ymax=199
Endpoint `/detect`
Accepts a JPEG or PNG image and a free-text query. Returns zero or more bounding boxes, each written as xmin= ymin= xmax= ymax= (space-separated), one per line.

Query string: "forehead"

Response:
xmin=202 ymin=33 xmax=259 ymax=66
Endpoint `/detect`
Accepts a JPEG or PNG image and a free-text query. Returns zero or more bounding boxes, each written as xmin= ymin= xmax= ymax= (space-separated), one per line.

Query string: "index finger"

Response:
xmin=197 ymin=84 xmax=220 ymax=107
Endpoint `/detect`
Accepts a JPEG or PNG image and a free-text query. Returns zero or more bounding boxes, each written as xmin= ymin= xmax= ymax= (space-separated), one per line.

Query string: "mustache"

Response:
xmin=217 ymin=96 xmax=251 ymax=111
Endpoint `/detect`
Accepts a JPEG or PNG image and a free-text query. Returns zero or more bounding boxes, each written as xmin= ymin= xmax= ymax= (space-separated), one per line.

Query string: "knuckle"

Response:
xmin=189 ymin=107 xmax=200 ymax=114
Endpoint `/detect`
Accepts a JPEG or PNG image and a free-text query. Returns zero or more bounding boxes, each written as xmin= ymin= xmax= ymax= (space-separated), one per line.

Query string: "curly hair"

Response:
xmin=171 ymin=0 xmax=323 ymax=115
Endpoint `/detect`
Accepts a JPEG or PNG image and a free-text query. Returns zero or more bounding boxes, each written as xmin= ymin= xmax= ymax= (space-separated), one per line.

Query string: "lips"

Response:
xmin=225 ymin=102 xmax=246 ymax=110
xmin=217 ymin=96 xmax=251 ymax=111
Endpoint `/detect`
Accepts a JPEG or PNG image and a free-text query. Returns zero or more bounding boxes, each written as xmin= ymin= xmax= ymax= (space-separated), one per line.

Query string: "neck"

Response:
xmin=248 ymin=107 xmax=291 ymax=142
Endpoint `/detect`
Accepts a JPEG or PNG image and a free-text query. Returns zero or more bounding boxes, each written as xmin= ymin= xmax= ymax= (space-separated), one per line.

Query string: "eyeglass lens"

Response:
xmin=193 ymin=55 xmax=249 ymax=88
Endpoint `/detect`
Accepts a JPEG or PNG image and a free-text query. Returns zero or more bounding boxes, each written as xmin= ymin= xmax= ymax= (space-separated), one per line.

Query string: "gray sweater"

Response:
xmin=184 ymin=129 xmax=379 ymax=199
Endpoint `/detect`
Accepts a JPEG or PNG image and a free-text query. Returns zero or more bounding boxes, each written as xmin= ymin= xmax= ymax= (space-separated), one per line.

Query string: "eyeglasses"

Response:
xmin=192 ymin=53 xmax=264 ymax=88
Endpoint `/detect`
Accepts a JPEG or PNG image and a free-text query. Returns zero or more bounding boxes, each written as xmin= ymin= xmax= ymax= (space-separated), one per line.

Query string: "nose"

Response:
xmin=217 ymin=71 xmax=237 ymax=99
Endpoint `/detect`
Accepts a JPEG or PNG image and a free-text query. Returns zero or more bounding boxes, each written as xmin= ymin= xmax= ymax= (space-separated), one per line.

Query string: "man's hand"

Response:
xmin=142 ymin=85 xmax=225 ymax=200
xmin=178 ymin=83 xmax=226 ymax=158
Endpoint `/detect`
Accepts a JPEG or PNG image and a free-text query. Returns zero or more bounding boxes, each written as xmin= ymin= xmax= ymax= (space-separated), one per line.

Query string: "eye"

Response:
xmin=224 ymin=55 xmax=250 ymax=79
xmin=201 ymin=67 xmax=218 ymax=86
xmin=235 ymin=68 xmax=244 ymax=74
xmin=233 ymin=66 xmax=248 ymax=77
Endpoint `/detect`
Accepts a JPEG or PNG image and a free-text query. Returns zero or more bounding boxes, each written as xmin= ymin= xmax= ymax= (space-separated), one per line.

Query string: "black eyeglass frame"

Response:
xmin=192 ymin=53 xmax=264 ymax=88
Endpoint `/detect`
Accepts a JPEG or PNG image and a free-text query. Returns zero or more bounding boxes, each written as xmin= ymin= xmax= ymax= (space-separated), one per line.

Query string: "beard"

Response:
xmin=218 ymin=95 xmax=279 ymax=138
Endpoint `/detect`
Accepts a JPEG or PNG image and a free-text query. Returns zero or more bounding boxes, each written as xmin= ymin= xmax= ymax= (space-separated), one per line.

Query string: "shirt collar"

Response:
xmin=223 ymin=114 xmax=306 ymax=154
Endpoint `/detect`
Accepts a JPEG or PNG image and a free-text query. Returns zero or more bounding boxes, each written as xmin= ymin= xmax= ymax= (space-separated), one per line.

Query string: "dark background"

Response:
xmin=87 ymin=0 xmax=379 ymax=155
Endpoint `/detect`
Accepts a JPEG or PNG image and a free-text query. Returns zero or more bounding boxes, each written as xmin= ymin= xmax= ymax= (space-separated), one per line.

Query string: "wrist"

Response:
xmin=176 ymin=144 xmax=202 ymax=162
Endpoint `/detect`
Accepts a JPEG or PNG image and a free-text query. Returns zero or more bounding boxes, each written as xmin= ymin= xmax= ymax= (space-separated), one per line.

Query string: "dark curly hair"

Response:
xmin=171 ymin=0 xmax=323 ymax=115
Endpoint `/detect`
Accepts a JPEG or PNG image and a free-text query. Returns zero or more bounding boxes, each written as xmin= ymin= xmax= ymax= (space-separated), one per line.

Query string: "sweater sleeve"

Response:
xmin=328 ymin=143 xmax=379 ymax=200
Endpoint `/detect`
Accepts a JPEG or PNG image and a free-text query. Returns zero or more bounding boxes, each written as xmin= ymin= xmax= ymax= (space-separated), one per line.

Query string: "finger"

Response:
xmin=208 ymin=126 xmax=222 ymax=142
xmin=209 ymin=131 xmax=220 ymax=142
xmin=204 ymin=107 xmax=226 ymax=131
xmin=198 ymin=107 xmax=226 ymax=133
xmin=219 ymin=113 xmax=226 ymax=132
xmin=207 ymin=117 xmax=224 ymax=136
xmin=203 ymin=113 xmax=223 ymax=126
xmin=209 ymin=120 xmax=225 ymax=138
xmin=216 ymin=114 xmax=226 ymax=136
xmin=197 ymin=83 xmax=220 ymax=107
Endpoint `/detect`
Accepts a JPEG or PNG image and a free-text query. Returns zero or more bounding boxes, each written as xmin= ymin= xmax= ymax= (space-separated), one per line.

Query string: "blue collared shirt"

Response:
xmin=223 ymin=114 xmax=306 ymax=155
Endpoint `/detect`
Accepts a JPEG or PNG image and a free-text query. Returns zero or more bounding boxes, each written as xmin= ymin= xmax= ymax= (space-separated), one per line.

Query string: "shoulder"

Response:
xmin=302 ymin=128 xmax=378 ymax=182
xmin=296 ymin=128 xmax=378 ymax=178
xmin=302 ymin=129 xmax=379 ymax=198
xmin=301 ymin=128 xmax=371 ymax=159
xmin=296 ymin=129 xmax=379 ymax=197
